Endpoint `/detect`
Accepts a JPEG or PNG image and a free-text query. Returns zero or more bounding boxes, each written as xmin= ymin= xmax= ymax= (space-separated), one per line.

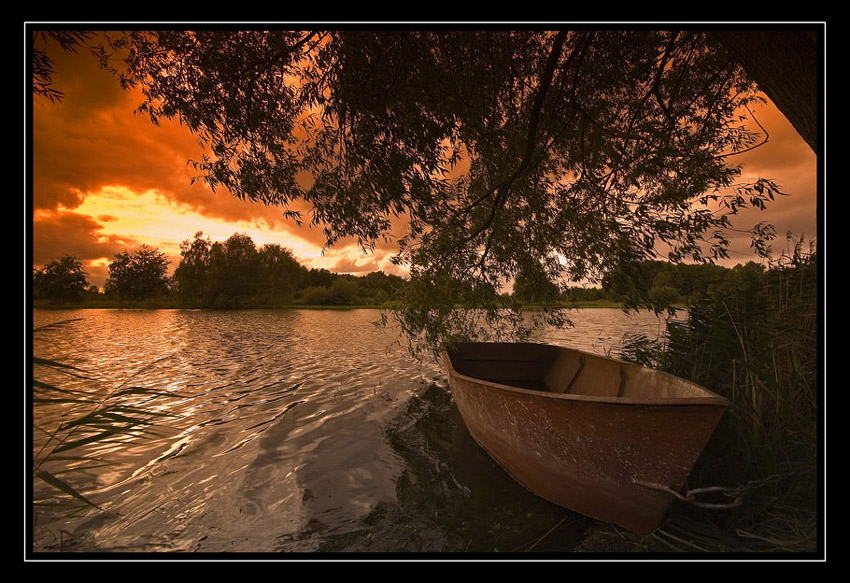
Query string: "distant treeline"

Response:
xmin=34 ymin=232 xmax=407 ymax=308
xmin=168 ymin=232 xmax=409 ymax=308
xmin=33 ymin=231 xmax=795 ymax=310
xmin=514 ymin=257 xmax=745 ymax=311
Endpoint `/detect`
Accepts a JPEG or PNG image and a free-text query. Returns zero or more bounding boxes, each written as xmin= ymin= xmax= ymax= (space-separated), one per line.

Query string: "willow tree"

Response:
xmin=57 ymin=29 xmax=814 ymax=353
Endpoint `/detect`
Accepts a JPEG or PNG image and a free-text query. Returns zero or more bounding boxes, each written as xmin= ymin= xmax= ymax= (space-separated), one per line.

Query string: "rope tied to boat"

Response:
xmin=633 ymin=471 xmax=802 ymax=510
xmin=631 ymin=478 xmax=743 ymax=509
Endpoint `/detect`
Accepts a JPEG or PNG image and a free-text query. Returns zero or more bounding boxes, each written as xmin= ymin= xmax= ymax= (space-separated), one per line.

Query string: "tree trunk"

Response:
xmin=707 ymin=30 xmax=820 ymax=154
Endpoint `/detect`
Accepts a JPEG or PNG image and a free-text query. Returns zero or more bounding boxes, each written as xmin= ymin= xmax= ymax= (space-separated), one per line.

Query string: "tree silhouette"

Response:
xmin=31 ymin=27 xmax=821 ymax=350
xmin=171 ymin=231 xmax=210 ymax=304
xmin=257 ymin=243 xmax=304 ymax=305
xmin=31 ymin=31 xmax=96 ymax=103
xmin=33 ymin=255 xmax=89 ymax=303
xmin=205 ymin=233 xmax=261 ymax=307
xmin=513 ymin=261 xmax=561 ymax=305
xmin=104 ymin=245 xmax=170 ymax=301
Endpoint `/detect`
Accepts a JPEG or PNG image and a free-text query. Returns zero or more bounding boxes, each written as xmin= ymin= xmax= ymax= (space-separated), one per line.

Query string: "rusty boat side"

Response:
xmin=442 ymin=342 xmax=731 ymax=534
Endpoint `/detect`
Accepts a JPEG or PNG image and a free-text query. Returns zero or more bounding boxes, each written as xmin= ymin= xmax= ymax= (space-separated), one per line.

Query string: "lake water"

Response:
xmin=30 ymin=308 xmax=669 ymax=555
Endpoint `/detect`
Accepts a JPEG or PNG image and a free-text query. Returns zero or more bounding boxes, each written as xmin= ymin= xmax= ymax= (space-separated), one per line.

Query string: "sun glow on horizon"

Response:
xmin=44 ymin=185 xmax=329 ymax=260
xmin=33 ymin=183 xmax=409 ymax=287
xmin=30 ymin=37 xmax=816 ymax=293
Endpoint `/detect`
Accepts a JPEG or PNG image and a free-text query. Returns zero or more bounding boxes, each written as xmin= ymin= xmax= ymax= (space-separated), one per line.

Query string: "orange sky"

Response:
xmin=29 ymin=34 xmax=820 ymax=290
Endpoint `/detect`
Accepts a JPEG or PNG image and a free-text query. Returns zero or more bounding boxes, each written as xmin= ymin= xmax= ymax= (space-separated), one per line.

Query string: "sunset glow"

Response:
xmin=30 ymin=30 xmax=819 ymax=290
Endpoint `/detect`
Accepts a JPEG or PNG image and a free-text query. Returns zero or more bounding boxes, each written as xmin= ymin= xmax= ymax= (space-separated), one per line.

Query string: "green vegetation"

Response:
xmin=617 ymin=238 xmax=819 ymax=553
xmin=32 ymin=256 xmax=90 ymax=304
xmin=33 ymin=234 xmax=804 ymax=318
xmin=103 ymin=245 xmax=170 ymax=301
xmin=33 ymin=232 xmax=409 ymax=310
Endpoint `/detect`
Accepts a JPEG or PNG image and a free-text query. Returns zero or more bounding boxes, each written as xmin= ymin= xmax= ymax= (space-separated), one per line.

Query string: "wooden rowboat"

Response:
xmin=442 ymin=342 xmax=731 ymax=534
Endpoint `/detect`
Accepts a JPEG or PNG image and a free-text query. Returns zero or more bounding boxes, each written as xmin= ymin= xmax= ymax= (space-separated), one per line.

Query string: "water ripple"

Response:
xmin=32 ymin=308 xmax=666 ymax=553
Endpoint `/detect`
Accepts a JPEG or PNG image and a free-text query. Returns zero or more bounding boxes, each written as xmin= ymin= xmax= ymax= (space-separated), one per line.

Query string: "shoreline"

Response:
xmin=31 ymin=300 xmax=630 ymax=311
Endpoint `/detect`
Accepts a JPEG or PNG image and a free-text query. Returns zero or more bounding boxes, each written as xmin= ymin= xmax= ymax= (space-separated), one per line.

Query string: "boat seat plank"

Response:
xmin=544 ymin=351 xmax=584 ymax=393
xmin=450 ymin=342 xmax=713 ymax=399
xmin=550 ymin=353 xmax=625 ymax=397
xmin=617 ymin=365 xmax=628 ymax=397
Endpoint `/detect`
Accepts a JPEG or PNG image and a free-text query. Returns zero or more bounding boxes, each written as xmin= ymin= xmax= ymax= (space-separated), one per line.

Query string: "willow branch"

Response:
xmin=458 ymin=31 xmax=570 ymax=246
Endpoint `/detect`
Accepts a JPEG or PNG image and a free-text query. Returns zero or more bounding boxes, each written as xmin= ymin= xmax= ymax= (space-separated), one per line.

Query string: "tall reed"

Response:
xmin=621 ymin=240 xmax=819 ymax=553
xmin=31 ymin=319 xmax=179 ymax=550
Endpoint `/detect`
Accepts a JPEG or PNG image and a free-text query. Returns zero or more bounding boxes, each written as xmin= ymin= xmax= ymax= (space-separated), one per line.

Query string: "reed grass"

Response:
xmin=620 ymin=240 xmax=820 ymax=554
xmin=31 ymin=319 xmax=181 ymax=549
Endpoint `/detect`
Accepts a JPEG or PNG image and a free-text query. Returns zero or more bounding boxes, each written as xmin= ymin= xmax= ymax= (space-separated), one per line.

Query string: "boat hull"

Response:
xmin=443 ymin=342 xmax=730 ymax=534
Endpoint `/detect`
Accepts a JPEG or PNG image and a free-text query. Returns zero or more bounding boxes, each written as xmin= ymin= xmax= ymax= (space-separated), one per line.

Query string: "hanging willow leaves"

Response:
xmin=86 ymin=29 xmax=794 ymax=352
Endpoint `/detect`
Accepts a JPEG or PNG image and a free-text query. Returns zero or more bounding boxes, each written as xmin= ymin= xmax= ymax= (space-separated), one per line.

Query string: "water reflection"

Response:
xmin=31 ymin=308 xmax=665 ymax=554
xmin=277 ymin=384 xmax=592 ymax=553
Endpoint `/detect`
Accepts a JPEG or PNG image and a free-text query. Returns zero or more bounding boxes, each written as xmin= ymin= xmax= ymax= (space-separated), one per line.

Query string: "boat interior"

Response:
xmin=445 ymin=342 xmax=713 ymax=399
